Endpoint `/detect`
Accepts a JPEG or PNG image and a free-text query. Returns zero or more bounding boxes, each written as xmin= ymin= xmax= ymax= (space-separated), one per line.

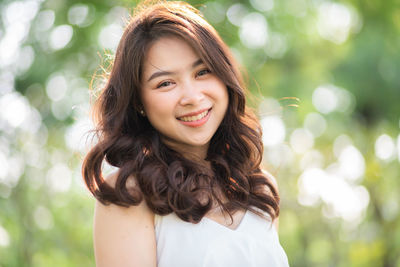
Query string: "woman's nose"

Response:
xmin=179 ymin=81 xmax=204 ymax=106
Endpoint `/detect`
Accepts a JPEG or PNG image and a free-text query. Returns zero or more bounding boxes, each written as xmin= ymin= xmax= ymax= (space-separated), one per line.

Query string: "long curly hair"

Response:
xmin=82 ymin=1 xmax=280 ymax=223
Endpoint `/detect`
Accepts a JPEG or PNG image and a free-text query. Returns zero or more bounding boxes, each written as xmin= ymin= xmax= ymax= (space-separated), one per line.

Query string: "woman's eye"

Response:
xmin=157 ymin=81 xmax=173 ymax=88
xmin=197 ymin=69 xmax=211 ymax=77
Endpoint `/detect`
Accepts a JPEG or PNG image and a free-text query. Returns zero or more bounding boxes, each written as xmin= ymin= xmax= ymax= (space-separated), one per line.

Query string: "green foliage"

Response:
xmin=0 ymin=0 xmax=399 ymax=266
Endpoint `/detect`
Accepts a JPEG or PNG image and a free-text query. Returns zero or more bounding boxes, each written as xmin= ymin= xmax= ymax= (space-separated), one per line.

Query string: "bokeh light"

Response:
xmin=304 ymin=112 xmax=327 ymax=138
xmin=263 ymin=143 xmax=294 ymax=168
xmin=226 ymin=3 xmax=248 ymax=26
xmin=375 ymin=134 xmax=396 ymax=162
xmin=49 ymin=25 xmax=73 ymax=50
xmin=300 ymin=150 xmax=325 ymax=170
xmin=290 ymin=128 xmax=314 ymax=154
xmin=33 ymin=206 xmax=54 ymax=230
xmin=264 ymin=32 xmax=287 ymax=58
xmin=298 ymin=167 xmax=369 ymax=223
xmin=46 ymin=163 xmax=72 ymax=193
xmin=34 ymin=10 xmax=55 ymax=32
xmin=397 ymin=134 xmax=400 ymax=163
xmin=239 ymin=12 xmax=268 ymax=49
xmin=0 ymin=226 xmax=10 ymax=247
xmin=337 ymin=145 xmax=366 ymax=182
xmin=312 ymin=84 xmax=354 ymax=114
xmin=68 ymin=4 xmax=90 ymax=27
xmin=250 ymin=0 xmax=274 ymax=12
xmin=316 ymin=2 xmax=361 ymax=44
xmin=98 ymin=23 xmax=124 ymax=51
xmin=261 ymin=116 xmax=286 ymax=146
xmin=1 ymin=0 xmax=399 ymax=266
xmin=46 ymin=73 xmax=68 ymax=102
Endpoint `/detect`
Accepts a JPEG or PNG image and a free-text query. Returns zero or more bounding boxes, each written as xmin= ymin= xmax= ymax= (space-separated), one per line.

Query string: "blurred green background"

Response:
xmin=0 ymin=0 xmax=399 ymax=266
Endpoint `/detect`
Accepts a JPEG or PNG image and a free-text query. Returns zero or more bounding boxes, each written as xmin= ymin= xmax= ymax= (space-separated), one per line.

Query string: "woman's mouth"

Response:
xmin=177 ymin=108 xmax=211 ymax=127
xmin=178 ymin=109 xmax=209 ymax=122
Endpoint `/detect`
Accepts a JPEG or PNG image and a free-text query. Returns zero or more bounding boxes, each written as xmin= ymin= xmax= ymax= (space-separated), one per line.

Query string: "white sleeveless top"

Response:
xmin=154 ymin=209 xmax=290 ymax=267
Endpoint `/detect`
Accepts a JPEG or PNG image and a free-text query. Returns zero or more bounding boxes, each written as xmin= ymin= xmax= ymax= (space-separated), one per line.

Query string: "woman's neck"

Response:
xmin=160 ymin=137 xmax=210 ymax=161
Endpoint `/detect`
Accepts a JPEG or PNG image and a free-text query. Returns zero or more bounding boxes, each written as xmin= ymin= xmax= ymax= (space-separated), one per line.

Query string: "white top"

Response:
xmin=154 ymin=209 xmax=290 ymax=267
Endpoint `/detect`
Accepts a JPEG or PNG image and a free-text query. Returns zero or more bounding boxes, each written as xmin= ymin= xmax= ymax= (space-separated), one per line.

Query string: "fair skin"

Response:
xmin=93 ymin=174 xmax=156 ymax=267
xmin=140 ymin=36 xmax=229 ymax=160
xmin=94 ymin=36 xmax=229 ymax=267
xmin=93 ymin=36 xmax=279 ymax=266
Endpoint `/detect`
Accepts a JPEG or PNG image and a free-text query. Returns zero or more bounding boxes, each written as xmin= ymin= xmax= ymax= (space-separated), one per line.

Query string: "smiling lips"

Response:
xmin=177 ymin=108 xmax=211 ymax=127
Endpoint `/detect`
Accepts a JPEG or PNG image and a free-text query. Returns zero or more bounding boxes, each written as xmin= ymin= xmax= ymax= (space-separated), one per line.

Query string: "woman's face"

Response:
xmin=140 ymin=36 xmax=229 ymax=158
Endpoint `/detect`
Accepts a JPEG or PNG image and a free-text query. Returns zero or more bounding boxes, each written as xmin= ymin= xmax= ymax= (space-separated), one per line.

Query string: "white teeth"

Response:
xmin=179 ymin=110 xmax=209 ymax=122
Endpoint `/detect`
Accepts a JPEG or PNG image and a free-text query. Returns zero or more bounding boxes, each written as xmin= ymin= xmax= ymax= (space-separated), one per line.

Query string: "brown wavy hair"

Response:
xmin=82 ymin=1 xmax=280 ymax=223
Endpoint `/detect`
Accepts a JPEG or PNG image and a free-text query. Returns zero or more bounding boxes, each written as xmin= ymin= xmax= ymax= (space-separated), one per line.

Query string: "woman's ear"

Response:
xmin=138 ymin=104 xmax=146 ymax=117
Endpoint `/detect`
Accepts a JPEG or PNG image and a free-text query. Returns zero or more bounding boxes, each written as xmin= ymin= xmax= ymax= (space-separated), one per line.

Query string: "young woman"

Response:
xmin=83 ymin=1 xmax=289 ymax=266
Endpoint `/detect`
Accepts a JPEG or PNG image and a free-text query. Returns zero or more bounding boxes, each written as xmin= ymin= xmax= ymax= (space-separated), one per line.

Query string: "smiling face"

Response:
xmin=140 ymin=36 xmax=229 ymax=159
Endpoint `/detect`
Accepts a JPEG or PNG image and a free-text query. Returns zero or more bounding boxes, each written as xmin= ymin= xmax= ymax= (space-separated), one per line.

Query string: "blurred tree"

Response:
xmin=0 ymin=0 xmax=399 ymax=266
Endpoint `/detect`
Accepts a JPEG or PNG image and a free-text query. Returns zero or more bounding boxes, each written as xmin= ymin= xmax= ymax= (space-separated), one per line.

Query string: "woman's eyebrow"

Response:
xmin=147 ymin=59 xmax=204 ymax=82
xmin=191 ymin=58 xmax=203 ymax=68
xmin=147 ymin=70 xmax=173 ymax=82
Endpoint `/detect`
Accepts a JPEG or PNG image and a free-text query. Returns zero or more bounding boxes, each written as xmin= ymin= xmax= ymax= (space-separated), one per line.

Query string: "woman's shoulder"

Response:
xmin=261 ymin=169 xmax=278 ymax=189
xmin=260 ymin=169 xmax=280 ymax=230
xmin=93 ymin=171 xmax=156 ymax=266
xmin=95 ymin=171 xmax=154 ymax=220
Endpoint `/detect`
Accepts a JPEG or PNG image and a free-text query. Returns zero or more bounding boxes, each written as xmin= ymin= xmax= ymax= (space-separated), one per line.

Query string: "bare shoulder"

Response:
xmin=94 ymin=172 xmax=156 ymax=267
xmin=261 ymin=169 xmax=279 ymax=190
xmin=261 ymin=169 xmax=280 ymax=230
xmin=95 ymin=171 xmax=153 ymax=220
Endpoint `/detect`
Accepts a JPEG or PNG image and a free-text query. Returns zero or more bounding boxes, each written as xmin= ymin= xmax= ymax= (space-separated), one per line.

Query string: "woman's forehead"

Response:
xmin=142 ymin=36 xmax=202 ymax=79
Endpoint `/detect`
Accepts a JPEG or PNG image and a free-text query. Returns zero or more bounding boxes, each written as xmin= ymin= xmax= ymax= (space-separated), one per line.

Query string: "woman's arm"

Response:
xmin=262 ymin=169 xmax=280 ymax=231
xmin=93 ymin=173 xmax=157 ymax=267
